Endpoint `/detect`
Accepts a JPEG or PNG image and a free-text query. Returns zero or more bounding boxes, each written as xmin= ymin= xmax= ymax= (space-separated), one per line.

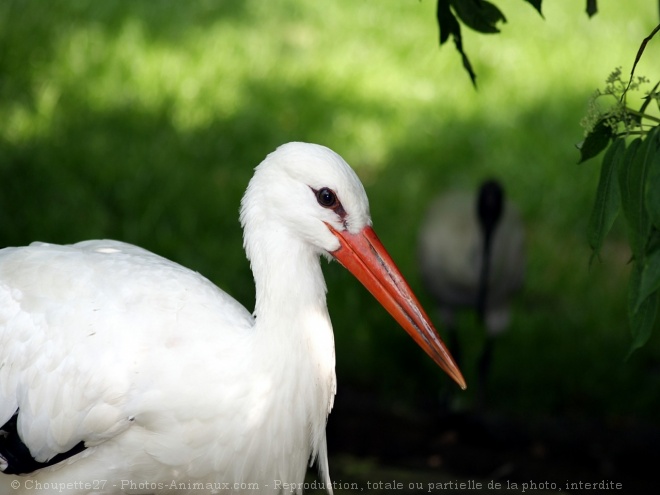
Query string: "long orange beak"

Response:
xmin=327 ymin=224 xmax=466 ymax=390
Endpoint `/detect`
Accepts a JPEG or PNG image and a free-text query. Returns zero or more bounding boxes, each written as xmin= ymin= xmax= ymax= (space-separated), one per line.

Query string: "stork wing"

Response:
xmin=0 ymin=240 xmax=253 ymax=474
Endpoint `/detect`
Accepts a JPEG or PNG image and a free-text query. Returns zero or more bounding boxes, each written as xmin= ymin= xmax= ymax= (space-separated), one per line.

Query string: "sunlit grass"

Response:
xmin=1 ymin=0 xmax=659 ymax=418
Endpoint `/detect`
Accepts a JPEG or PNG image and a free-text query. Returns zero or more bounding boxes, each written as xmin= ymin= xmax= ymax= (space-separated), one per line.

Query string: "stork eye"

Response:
xmin=316 ymin=188 xmax=338 ymax=208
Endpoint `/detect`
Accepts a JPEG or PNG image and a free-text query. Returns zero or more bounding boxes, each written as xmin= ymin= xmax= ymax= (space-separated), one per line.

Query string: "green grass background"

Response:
xmin=1 ymin=0 xmax=659 ymax=421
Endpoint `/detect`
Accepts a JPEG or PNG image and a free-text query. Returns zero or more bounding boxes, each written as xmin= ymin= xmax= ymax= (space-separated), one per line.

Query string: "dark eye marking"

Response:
xmin=311 ymin=187 xmax=347 ymax=219
xmin=316 ymin=187 xmax=338 ymax=207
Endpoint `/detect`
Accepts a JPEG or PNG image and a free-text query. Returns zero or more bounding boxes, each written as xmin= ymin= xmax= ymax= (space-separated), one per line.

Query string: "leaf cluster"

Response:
xmin=435 ymin=0 xmax=597 ymax=85
xmin=581 ymin=25 xmax=660 ymax=354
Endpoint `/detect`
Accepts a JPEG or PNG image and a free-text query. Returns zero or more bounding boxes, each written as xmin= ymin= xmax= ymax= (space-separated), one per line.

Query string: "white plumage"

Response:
xmin=0 ymin=142 xmax=463 ymax=494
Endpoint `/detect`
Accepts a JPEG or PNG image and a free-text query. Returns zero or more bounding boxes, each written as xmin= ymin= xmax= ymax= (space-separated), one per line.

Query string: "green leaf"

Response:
xmin=627 ymin=24 xmax=660 ymax=95
xmin=645 ymin=127 xmax=660 ymax=230
xmin=627 ymin=262 xmax=659 ymax=358
xmin=523 ymin=0 xmax=543 ymax=18
xmin=450 ymin=0 xmax=506 ymax=35
xmin=638 ymin=81 xmax=660 ymax=119
xmin=454 ymin=34 xmax=478 ymax=87
xmin=618 ymin=136 xmax=653 ymax=262
xmin=436 ymin=0 xmax=478 ymax=87
xmin=586 ymin=0 xmax=598 ymax=17
xmin=636 ymin=247 xmax=660 ymax=313
xmin=587 ymin=138 xmax=625 ymax=260
xmin=436 ymin=0 xmax=459 ymax=45
xmin=577 ymin=118 xmax=614 ymax=163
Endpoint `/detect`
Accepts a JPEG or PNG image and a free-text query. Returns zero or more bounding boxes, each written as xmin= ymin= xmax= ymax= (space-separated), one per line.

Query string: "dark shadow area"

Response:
xmin=324 ymin=386 xmax=659 ymax=495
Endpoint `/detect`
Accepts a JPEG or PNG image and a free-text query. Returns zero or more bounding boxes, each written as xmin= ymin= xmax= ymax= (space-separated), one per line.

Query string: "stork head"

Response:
xmin=477 ymin=179 xmax=505 ymax=240
xmin=241 ymin=142 xmax=466 ymax=389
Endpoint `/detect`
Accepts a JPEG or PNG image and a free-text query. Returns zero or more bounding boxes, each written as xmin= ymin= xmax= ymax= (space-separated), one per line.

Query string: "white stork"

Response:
xmin=0 ymin=142 xmax=464 ymax=495
xmin=418 ymin=180 xmax=524 ymax=405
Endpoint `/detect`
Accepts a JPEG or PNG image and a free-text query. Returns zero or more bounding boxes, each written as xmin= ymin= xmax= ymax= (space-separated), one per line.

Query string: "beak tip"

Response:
xmin=450 ymin=368 xmax=467 ymax=390
xmin=329 ymin=223 xmax=469 ymax=391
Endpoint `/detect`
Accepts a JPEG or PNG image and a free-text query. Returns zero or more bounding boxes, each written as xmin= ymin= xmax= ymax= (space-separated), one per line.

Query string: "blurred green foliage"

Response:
xmin=1 ymin=0 xmax=659 ymax=419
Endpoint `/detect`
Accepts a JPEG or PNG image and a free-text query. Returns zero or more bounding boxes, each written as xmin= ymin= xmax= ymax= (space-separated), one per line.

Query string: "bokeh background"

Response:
xmin=1 ymin=1 xmax=659 ymax=493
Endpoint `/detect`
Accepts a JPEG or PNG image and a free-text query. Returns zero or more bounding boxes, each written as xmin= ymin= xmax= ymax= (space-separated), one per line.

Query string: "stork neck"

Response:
xmin=247 ymin=226 xmax=336 ymax=402
xmin=476 ymin=233 xmax=493 ymax=324
xmin=245 ymin=229 xmax=336 ymax=484
xmin=249 ymin=230 xmax=329 ymax=335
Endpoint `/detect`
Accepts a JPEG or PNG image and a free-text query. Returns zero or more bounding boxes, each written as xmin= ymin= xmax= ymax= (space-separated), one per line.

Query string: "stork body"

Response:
xmin=0 ymin=143 xmax=463 ymax=494
xmin=418 ymin=181 xmax=524 ymax=336
xmin=418 ymin=180 xmax=524 ymax=405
